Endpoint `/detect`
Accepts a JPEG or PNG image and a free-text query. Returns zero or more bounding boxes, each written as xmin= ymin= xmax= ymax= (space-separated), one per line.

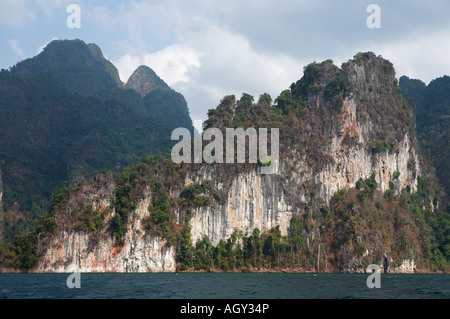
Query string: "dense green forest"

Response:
xmin=400 ymin=75 xmax=450 ymax=199
xmin=0 ymin=40 xmax=193 ymax=240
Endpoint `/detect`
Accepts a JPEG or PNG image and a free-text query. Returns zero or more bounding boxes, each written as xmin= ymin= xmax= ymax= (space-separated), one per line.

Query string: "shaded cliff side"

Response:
xmin=1 ymin=52 xmax=448 ymax=273
xmin=400 ymin=75 xmax=450 ymax=199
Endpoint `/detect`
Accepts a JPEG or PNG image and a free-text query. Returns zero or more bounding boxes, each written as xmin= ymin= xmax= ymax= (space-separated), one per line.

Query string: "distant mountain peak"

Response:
xmin=126 ymin=65 xmax=169 ymax=97
xmin=11 ymin=39 xmax=123 ymax=93
xmin=31 ymin=39 xmax=105 ymax=65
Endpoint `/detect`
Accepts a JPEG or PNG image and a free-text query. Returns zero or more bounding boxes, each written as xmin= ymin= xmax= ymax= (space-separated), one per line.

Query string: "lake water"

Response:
xmin=0 ymin=273 xmax=448 ymax=299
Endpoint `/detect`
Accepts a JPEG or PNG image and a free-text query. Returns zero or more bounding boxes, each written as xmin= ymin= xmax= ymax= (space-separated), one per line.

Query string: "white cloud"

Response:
xmin=113 ymin=22 xmax=306 ymax=124
xmin=114 ymin=54 xmax=142 ymax=84
xmin=114 ymin=44 xmax=202 ymax=86
xmin=8 ymin=39 xmax=26 ymax=59
xmin=37 ymin=0 xmax=64 ymax=8
xmin=0 ymin=0 xmax=34 ymax=27
xmin=142 ymin=44 xmax=202 ymax=86
xmin=172 ymin=23 xmax=306 ymax=119
xmin=368 ymin=30 xmax=450 ymax=84
xmin=89 ymin=1 xmax=187 ymax=55
xmin=89 ymin=0 xmax=450 ymax=123
xmin=193 ymin=119 xmax=203 ymax=134
xmin=88 ymin=5 xmax=114 ymax=30
xmin=37 ymin=0 xmax=65 ymax=17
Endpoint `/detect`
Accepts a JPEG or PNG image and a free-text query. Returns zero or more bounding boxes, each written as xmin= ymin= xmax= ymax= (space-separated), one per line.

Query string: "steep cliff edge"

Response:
xmin=35 ymin=173 xmax=175 ymax=273
xmin=2 ymin=52 xmax=448 ymax=273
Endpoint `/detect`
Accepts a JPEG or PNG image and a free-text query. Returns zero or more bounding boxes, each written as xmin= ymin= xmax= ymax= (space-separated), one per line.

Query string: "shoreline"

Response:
xmin=1 ymin=266 xmax=448 ymax=274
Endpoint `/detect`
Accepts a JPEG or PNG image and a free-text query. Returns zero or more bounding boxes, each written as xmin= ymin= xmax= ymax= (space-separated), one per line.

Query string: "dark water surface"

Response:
xmin=0 ymin=273 xmax=448 ymax=299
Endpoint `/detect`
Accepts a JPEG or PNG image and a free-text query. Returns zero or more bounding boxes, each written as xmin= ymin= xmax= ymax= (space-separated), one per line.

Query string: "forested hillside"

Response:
xmin=0 ymin=40 xmax=193 ymax=240
xmin=400 ymin=75 xmax=450 ymax=199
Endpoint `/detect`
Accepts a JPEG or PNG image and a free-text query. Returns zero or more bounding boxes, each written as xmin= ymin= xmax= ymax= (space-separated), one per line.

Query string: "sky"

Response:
xmin=1 ymin=0 xmax=450 ymax=132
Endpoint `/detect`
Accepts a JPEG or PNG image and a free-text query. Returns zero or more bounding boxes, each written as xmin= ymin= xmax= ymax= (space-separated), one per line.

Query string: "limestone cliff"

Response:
xmin=188 ymin=53 xmax=421 ymax=245
xmin=35 ymin=173 xmax=175 ymax=273
xmin=126 ymin=65 xmax=169 ymax=97
xmin=24 ymin=53 xmax=446 ymax=273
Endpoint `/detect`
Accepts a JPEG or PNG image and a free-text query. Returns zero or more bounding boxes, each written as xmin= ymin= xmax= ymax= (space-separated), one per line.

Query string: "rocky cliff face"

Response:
xmin=36 ymin=221 xmax=175 ymax=273
xmin=187 ymin=125 xmax=420 ymax=247
xmin=188 ymin=53 xmax=421 ymax=244
xmin=126 ymin=65 xmax=169 ymax=97
xmin=33 ymin=53 xmax=436 ymax=273
xmin=36 ymin=174 xmax=175 ymax=273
